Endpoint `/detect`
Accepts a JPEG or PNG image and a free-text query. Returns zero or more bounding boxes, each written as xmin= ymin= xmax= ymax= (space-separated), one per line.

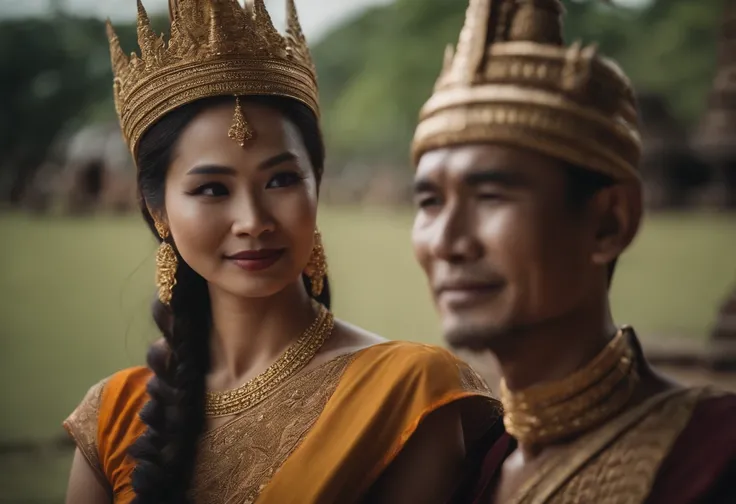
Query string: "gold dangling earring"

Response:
xmin=304 ymin=228 xmax=327 ymax=297
xmin=154 ymin=220 xmax=178 ymax=305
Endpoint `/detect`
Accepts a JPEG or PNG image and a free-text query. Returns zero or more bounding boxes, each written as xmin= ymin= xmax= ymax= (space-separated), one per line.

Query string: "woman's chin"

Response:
xmin=209 ymin=276 xmax=298 ymax=301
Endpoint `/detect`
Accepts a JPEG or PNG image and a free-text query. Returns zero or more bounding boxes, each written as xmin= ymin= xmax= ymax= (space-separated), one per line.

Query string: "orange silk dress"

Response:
xmin=64 ymin=341 xmax=502 ymax=503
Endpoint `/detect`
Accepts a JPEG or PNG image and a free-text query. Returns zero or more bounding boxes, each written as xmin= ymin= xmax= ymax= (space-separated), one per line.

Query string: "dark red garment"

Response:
xmin=468 ymin=394 xmax=736 ymax=503
xmin=468 ymin=432 xmax=515 ymax=504
xmin=646 ymin=393 xmax=736 ymax=503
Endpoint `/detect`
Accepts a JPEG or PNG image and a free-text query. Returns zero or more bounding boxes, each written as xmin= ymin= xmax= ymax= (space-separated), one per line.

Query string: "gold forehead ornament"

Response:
xmin=228 ymin=96 xmax=255 ymax=147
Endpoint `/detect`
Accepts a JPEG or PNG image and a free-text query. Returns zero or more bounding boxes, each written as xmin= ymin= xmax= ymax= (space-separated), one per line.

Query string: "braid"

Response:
xmin=129 ymin=96 xmax=221 ymax=502
xmin=129 ymin=258 xmax=210 ymax=503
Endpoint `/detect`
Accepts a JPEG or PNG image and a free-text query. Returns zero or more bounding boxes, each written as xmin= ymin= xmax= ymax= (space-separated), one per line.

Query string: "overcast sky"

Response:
xmin=0 ymin=0 xmax=394 ymax=41
xmin=0 ymin=0 xmax=650 ymax=41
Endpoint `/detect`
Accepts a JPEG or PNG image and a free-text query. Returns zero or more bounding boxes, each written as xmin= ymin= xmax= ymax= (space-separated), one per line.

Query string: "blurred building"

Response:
xmin=692 ymin=0 xmax=736 ymax=210
xmin=700 ymin=1 xmax=736 ymax=344
xmin=23 ymin=122 xmax=136 ymax=214
xmin=638 ymin=92 xmax=711 ymax=210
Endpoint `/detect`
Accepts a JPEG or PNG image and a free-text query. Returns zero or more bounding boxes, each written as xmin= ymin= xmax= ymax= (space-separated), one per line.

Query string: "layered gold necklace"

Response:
xmin=500 ymin=327 xmax=638 ymax=448
xmin=204 ymin=304 xmax=334 ymax=418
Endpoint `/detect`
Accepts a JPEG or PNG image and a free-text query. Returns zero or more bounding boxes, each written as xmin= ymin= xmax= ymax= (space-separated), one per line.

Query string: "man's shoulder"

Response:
xmin=646 ymin=387 xmax=736 ymax=503
xmin=670 ymin=386 xmax=736 ymax=426
xmin=683 ymin=387 xmax=736 ymax=444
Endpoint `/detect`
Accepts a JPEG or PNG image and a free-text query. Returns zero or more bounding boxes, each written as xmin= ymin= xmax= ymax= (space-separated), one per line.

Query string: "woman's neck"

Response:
xmin=207 ymin=280 xmax=317 ymax=382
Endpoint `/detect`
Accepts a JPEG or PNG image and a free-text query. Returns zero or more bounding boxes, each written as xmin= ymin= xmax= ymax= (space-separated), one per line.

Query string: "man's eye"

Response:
xmin=415 ymin=195 xmax=442 ymax=208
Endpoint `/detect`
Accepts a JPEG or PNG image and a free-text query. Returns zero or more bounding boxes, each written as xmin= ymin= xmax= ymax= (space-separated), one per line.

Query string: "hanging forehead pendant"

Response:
xmin=228 ymin=97 xmax=255 ymax=148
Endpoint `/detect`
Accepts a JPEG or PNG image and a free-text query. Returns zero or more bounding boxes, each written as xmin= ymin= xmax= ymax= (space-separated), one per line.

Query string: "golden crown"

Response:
xmin=412 ymin=0 xmax=642 ymax=181
xmin=107 ymin=0 xmax=319 ymax=157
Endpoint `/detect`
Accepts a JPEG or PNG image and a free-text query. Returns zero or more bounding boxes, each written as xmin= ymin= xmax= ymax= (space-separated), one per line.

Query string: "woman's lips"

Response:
xmin=225 ymin=249 xmax=285 ymax=272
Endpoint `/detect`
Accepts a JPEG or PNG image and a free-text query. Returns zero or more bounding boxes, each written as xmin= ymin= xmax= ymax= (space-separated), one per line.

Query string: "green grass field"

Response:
xmin=0 ymin=208 xmax=734 ymax=502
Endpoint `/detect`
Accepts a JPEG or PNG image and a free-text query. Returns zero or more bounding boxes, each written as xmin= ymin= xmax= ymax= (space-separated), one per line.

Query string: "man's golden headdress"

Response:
xmin=107 ymin=0 xmax=319 ymax=157
xmin=412 ymin=0 xmax=641 ymax=181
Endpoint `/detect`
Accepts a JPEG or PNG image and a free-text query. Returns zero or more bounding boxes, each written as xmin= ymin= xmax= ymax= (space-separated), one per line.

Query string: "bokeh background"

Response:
xmin=1 ymin=0 xmax=735 ymax=501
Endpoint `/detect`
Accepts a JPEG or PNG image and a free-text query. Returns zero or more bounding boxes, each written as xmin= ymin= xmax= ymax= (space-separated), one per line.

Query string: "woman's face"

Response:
xmin=162 ymin=100 xmax=319 ymax=299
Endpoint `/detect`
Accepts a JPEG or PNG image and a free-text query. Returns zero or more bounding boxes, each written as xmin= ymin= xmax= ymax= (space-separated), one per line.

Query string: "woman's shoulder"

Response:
xmin=316 ymin=318 xmax=384 ymax=356
xmin=95 ymin=366 xmax=153 ymax=435
xmin=328 ymin=318 xmax=490 ymax=394
xmin=63 ymin=366 xmax=152 ymax=481
xmin=66 ymin=366 xmax=151 ymax=429
xmin=363 ymin=340 xmax=459 ymax=358
xmin=67 ymin=366 xmax=150 ymax=417
xmin=359 ymin=340 xmax=477 ymax=370
xmin=331 ymin=318 xmax=467 ymax=365
xmin=345 ymin=339 xmax=494 ymax=399
xmin=100 ymin=365 xmax=152 ymax=401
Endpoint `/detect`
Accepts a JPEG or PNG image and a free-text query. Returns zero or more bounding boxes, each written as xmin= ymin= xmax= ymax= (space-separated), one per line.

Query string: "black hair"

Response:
xmin=563 ymin=164 xmax=618 ymax=286
xmin=127 ymin=95 xmax=329 ymax=503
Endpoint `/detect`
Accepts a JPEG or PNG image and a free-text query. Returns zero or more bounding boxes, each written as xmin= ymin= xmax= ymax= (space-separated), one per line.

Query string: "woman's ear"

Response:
xmin=146 ymin=204 xmax=170 ymax=237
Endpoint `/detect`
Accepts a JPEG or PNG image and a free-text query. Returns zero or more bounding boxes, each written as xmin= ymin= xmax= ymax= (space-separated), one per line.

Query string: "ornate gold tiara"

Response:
xmin=412 ymin=0 xmax=642 ymax=181
xmin=107 ymin=0 xmax=319 ymax=157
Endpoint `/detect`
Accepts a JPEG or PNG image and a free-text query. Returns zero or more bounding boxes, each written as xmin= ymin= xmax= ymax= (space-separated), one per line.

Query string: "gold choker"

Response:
xmin=205 ymin=304 xmax=334 ymax=417
xmin=500 ymin=328 xmax=639 ymax=447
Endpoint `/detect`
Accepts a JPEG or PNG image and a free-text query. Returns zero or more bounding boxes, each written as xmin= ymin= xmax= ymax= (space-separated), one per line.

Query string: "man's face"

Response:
xmin=412 ymin=144 xmax=603 ymax=349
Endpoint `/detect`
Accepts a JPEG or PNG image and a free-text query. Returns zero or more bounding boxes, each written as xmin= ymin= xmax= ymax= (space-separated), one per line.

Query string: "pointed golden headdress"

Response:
xmin=107 ymin=0 xmax=319 ymax=157
xmin=412 ymin=0 xmax=641 ymax=181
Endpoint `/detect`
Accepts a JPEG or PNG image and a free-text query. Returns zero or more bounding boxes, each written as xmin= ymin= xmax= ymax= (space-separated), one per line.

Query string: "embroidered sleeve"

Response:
xmin=458 ymin=360 xmax=493 ymax=395
xmin=63 ymin=378 xmax=108 ymax=482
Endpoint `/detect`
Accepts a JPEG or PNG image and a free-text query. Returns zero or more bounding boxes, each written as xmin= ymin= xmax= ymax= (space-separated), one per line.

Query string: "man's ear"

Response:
xmin=589 ymin=181 xmax=642 ymax=267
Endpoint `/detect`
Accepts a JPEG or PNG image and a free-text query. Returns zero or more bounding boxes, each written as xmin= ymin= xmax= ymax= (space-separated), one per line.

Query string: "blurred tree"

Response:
xmin=0 ymin=13 xmax=168 ymax=204
xmin=617 ymin=0 xmax=726 ymax=122
xmin=314 ymin=0 xmax=466 ymax=167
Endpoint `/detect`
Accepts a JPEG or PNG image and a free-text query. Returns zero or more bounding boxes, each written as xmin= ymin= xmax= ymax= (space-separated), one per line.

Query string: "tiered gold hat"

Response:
xmin=412 ymin=0 xmax=642 ymax=181
xmin=107 ymin=0 xmax=319 ymax=157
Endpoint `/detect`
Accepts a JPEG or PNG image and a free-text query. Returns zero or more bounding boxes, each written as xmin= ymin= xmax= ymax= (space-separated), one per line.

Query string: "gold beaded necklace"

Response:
xmin=204 ymin=304 xmax=334 ymax=418
xmin=500 ymin=327 xmax=639 ymax=448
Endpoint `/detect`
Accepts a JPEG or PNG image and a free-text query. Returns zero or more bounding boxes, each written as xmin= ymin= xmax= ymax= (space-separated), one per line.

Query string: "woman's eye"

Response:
xmin=191 ymin=183 xmax=228 ymax=197
xmin=266 ymin=172 xmax=304 ymax=189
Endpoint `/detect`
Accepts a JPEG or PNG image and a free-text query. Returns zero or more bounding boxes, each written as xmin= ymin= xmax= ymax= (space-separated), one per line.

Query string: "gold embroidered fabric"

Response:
xmin=459 ymin=361 xmax=493 ymax=395
xmin=457 ymin=361 xmax=504 ymax=445
xmin=189 ymin=353 xmax=355 ymax=504
xmin=63 ymin=378 xmax=109 ymax=483
xmin=509 ymin=387 xmax=719 ymax=504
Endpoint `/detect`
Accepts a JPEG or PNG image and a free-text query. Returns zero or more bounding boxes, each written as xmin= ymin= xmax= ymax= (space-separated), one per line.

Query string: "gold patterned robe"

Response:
xmin=471 ymin=386 xmax=736 ymax=503
xmin=65 ymin=341 xmax=502 ymax=503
